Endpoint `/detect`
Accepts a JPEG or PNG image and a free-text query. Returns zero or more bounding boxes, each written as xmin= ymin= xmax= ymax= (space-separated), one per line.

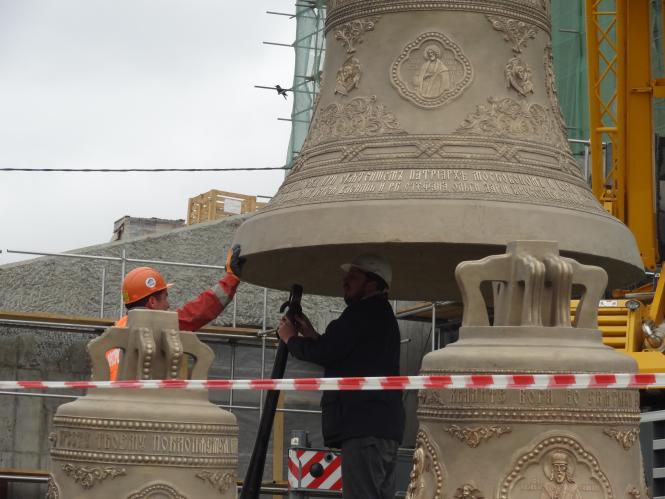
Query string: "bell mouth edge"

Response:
xmin=236 ymin=199 xmax=642 ymax=263
xmin=233 ymin=199 xmax=643 ymax=299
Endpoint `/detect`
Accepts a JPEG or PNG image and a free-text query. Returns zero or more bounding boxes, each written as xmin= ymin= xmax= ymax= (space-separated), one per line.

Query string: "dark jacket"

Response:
xmin=287 ymin=293 xmax=405 ymax=448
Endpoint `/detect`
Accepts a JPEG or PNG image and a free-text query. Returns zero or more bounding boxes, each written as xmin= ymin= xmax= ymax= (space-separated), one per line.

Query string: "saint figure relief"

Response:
xmin=540 ymin=451 xmax=582 ymax=499
xmin=335 ymin=57 xmax=361 ymax=96
xmin=505 ymin=57 xmax=534 ymax=96
xmin=415 ymin=45 xmax=451 ymax=99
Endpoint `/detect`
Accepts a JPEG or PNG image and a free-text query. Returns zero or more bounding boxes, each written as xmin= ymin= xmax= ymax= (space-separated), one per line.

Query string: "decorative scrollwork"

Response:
xmin=196 ymin=470 xmax=237 ymax=494
xmin=46 ymin=477 xmax=60 ymax=499
xmin=334 ymin=17 xmax=380 ymax=54
xmin=627 ymin=485 xmax=641 ymax=499
xmin=308 ymin=96 xmax=405 ymax=146
xmin=62 ymin=463 xmax=126 ymax=489
xmin=445 ymin=424 xmax=512 ymax=448
xmin=603 ymin=428 xmax=639 ymax=450
xmin=487 ymin=15 xmax=538 ymax=53
xmin=457 ymin=97 xmax=564 ymax=149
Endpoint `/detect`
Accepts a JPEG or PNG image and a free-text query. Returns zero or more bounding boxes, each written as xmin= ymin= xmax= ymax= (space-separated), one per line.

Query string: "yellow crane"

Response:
xmin=583 ymin=0 xmax=665 ymax=372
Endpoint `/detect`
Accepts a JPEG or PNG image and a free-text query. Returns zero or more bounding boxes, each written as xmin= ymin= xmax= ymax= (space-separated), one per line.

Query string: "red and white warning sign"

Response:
xmin=288 ymin=448 xmax=342 ymax=491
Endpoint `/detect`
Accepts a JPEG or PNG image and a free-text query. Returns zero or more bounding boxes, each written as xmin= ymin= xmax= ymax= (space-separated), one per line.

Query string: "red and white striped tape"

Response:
xmin=1 ymin=373 xmax=664 ymax=391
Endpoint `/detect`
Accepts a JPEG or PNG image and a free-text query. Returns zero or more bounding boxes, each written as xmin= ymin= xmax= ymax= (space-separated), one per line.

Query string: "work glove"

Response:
xmin=225 ymin=244 xmax=245 ymax=278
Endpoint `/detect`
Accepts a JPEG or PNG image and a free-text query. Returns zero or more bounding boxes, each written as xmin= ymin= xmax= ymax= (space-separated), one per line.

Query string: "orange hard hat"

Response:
xmin=122 ymin=267 xmax=173 ymax=305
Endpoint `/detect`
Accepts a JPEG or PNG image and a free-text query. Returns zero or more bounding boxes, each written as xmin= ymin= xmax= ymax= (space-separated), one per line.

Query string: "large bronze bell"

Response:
xmin=234 ymin=0 xmax=642 ymax=299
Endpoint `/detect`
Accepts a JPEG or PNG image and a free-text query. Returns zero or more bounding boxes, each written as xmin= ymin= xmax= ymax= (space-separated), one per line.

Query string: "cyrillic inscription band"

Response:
xmin=270 ymin=168 xmax=600 ymax=213
xmin=56 ymin=429 xmax=238 ymax=456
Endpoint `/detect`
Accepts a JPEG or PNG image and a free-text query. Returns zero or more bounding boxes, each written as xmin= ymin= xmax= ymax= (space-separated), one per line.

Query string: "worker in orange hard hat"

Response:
xmin=106 ymin=245 xmax=245 ymax=380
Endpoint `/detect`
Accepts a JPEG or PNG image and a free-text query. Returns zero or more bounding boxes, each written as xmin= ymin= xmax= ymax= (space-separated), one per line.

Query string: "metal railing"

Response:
xmin=0 ymin=248 xmax=442 ymax=418
xmin=641 ymin=410 xmax=665 ymax=499
xmin=568 ymin=138 xmax=610 ymax=186
xmin=0 ymin=248 xmax=297 ymax=422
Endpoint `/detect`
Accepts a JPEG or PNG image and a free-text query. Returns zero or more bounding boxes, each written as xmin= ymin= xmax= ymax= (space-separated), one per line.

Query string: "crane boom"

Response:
xmin=585 ymin=0 xmax=661 ymax=271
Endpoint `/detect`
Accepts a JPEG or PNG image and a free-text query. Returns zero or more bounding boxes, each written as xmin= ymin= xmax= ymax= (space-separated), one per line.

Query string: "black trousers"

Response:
xmin=341 ymin=437 xmax=399 ymax=499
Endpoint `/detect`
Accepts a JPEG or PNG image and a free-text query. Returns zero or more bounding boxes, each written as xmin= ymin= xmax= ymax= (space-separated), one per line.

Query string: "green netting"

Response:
xmin=651 ymin=1 xmax=665 ymax=135
xmin=285 ymin=1 xmax=326 ymax=169
xmin=285 ymin=1 xmax=665 ymax=165
xmin=551 ymin=0 xmax=589 ymax=149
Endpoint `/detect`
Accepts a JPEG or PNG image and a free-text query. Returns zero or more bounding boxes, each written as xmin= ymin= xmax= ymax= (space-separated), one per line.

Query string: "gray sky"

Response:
xmin=0 ymin=0 xmax=297 ymax=264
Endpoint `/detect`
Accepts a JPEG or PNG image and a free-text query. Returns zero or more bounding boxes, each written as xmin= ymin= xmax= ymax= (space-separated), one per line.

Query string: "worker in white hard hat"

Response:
xmin=278 ymin=253 xmax=405 ymax=499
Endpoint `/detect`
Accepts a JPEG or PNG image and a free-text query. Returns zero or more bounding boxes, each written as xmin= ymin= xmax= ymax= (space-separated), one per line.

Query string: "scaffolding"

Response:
xmin=283 ymin=0 xmax=326 ymax=169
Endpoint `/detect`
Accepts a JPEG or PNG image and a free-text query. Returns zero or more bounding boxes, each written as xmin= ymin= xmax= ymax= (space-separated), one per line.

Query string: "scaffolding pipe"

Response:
xmin=230 ymin=343 xmax=236 ymax=409
xmin=0 ymin=319 xmax=278 ymax=349
xmin=259 ymin=288 xmax=269 ymax=419
xmin=6 ymin=249 xmax=121 ymax=262
xmin=124 ymin=257 xmax=224 ymax=270
xmin=232 ymin=295 xmax=237 ymax=328
xmin=5 ymin=249 xmax=224 ymax=270
xmin=100 ymin=267 xmax=106 ymax=318
xmin=431 ymin=302 xmax=437 ymax=351
xmin=119 ymin=248 xmax=126 ymax=319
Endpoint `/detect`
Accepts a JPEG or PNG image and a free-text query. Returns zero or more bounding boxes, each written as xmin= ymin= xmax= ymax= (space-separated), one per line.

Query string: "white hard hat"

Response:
xmin=340 ymin=254 xmax=392 ymax=287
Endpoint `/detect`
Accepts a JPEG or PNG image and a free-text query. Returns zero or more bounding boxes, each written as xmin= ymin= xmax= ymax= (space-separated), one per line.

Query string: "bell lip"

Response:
xmin=233 ymin=199 xmax=644 ymax=300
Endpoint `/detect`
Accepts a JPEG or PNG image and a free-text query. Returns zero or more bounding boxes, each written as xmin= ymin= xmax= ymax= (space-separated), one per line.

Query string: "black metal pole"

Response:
xmin=241 ymin=284 xmax=302 ymax=499
xmin=240 ymin=339 xmax=289 ymax=499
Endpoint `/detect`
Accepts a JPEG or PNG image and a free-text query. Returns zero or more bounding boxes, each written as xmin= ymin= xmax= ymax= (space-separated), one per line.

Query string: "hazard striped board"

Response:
xmin=288 ymin=448 xmax=342 ymax=491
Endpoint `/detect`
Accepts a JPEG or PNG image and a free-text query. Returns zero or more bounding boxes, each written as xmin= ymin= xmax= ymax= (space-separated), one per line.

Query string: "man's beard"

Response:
xmin=344 ymin=293 xmax=361 ymax=305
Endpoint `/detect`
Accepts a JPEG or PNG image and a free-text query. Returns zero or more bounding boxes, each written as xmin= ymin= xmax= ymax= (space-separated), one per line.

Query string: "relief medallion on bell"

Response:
xmin=391 ymin=32 xmax=473 ymax=109
xmin=126 ymin=483 xmax=187 ymax=499
xmin=499 ymin=435 xmax=613 ymax=499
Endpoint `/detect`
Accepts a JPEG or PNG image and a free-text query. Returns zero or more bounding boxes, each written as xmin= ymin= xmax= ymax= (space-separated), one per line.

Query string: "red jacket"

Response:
xmin=107 ymin=273 xmax=239 ymax=379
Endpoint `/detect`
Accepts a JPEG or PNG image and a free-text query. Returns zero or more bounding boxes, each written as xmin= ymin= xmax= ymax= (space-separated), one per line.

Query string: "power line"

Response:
xmin=0 ymin=166 xmax=288 ymax=173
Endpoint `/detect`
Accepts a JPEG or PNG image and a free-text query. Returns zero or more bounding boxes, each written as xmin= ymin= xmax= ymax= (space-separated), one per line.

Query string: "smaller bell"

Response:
xmin=48 ymin=310 xmax=238 ymax=499
xmin=410 ymin=241 xmax=646 ymax=499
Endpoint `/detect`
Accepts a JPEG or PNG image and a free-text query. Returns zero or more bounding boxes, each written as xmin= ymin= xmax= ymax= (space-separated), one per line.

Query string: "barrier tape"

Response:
xmin=2 ymin=373 xmax=664 ymax=391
